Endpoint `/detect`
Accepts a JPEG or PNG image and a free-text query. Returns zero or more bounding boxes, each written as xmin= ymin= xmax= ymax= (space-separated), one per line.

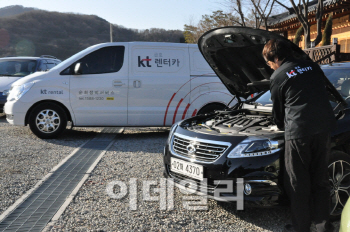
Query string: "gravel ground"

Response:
xmin=0 ymin=113 xmax=100 ymax=215
xmin=47 ymin=127 xmax=340 ymax=232
xmin=0 ymin=117 xmax=341 ymax=231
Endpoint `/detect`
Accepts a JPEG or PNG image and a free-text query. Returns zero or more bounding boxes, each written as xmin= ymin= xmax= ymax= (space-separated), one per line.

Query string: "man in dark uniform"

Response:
xmin=262 ymin=39 xmax=335 ymax=232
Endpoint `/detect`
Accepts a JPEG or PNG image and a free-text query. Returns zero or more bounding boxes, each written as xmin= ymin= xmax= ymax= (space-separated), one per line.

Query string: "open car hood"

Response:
xmin=198 ymin=27 xmax=346 ymax=108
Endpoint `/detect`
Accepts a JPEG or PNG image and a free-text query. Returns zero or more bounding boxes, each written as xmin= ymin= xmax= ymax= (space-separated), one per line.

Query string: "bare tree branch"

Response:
xmin=313 ymin=0 xmax=323 ymax=46
xmin=237 ymin=0 xmax=246 ymax=27
xmin=266 ymin=0 xmax=275 ymax=17
xmin=250 ymin=0 xmax=275 ymax=30
xmin=275 ymin=0 xmax=292 ymax=11
xmin=231 ymin=19 xmax=245 ymax=26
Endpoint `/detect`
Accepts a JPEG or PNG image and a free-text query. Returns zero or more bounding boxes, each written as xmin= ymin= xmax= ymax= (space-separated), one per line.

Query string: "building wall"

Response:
xmin=330 ymin=15 xmax=350 ymax=52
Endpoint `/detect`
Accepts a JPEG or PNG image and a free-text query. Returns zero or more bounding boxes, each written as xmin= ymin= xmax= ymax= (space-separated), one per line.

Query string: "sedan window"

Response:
xmin=253 ymin=67 xmax=350 ymax=108
xmin=0 ymin=60 xmax=37 ymax=77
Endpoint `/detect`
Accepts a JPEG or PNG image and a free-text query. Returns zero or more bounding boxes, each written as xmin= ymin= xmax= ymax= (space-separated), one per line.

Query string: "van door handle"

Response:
xmin=113 ymin=80 xmax=125 ymax=87
xmin=133 ymin=80 xmax=141 ymax=88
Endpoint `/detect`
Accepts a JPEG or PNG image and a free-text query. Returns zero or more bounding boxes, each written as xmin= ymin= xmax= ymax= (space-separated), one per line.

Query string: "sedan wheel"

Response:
xmin=328 ymin=151 xmax=350 ymax=217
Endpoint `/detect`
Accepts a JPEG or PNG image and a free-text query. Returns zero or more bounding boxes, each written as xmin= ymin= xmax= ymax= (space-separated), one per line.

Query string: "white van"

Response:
xmin=4 ymin=42 xmax=235 ymax=139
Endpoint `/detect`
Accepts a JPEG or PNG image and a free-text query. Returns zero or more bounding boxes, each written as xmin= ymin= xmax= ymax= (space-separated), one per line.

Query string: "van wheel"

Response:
xmin=28 ymin=103 xmax=67 ymax=139
xmin=197 ymin=103 xmax=226 ymax=115
xmin=328 ymin=150 xmax=350 ymax=218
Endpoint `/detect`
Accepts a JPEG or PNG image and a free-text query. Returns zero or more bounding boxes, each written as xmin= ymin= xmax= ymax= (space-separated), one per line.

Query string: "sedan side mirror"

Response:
xmin=74 ymin=63 xmax=82 ymax=75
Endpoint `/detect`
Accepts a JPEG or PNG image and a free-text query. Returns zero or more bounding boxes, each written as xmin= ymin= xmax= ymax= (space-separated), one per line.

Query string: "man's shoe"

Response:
xmin=315 ymin=221 xmax=335 ymax=232
xmin=283 ymin=224 xmax=295 ymax=232
xmin=325 ymin=222 xmax=335 ymax=232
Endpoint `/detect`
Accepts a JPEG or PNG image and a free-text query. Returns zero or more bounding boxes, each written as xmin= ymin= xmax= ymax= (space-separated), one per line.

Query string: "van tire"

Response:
xmin=328 ymin=150 xmax=350 ymax=219
xmin=197 ymin=103 xmax=226 ymax=115
xmin=28 ymin=102 xmax=67 ymax=139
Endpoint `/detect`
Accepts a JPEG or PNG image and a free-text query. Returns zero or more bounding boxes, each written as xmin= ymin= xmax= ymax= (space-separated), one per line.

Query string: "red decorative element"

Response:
xmin=164 ymin=93 xmax=176 ymax=126
xmin=173 ymin=98 xmax=184 ymax=124
xmin=182 ymin=103 xmax=191 ymax=119
xmin=192 ymin=109 xmax=198 ymax=117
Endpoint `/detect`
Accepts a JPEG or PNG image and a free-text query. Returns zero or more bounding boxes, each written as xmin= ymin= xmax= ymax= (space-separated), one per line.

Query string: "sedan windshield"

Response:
xmin=0 ymin=59 xmax=37 ymax=77
xmin=254 ymin=67 xmax=350 ymax=106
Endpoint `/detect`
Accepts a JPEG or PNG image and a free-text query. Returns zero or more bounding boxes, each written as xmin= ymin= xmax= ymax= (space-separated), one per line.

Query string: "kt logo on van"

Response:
xmin=138 ymin=56 xmax=152 ymax=67
xmin=40 ymin=89 xmax=63 ymax=94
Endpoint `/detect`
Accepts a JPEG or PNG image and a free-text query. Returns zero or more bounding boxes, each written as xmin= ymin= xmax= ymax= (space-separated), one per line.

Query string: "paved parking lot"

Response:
xmin=0 ymin=114 xmax=340 ymax=231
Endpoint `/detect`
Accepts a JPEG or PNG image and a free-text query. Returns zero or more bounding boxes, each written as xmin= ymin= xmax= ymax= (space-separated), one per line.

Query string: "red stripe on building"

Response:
xmin=163 ymin=93 xmax=176 ymax=126
xmin=192 ymin=109 xmax=198 ymax=117
xmin=173 ymin=98 xmax=184 ymax=124
xmin=182 ymin=103 xmax=191 ymax=120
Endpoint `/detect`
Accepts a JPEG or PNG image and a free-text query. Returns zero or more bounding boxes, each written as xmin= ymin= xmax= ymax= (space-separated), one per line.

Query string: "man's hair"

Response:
xmin=262 ymin=39 xmax=292 ymax=62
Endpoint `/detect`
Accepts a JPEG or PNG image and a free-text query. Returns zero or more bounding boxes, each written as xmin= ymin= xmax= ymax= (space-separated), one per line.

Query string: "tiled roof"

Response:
xmin=268 ymin=0 xmax=340 ymax=26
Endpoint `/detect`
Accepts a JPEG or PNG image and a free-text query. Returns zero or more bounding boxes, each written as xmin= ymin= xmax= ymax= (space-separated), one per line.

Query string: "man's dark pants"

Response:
xmin=284 ymin=131 xmax=331 ymax=232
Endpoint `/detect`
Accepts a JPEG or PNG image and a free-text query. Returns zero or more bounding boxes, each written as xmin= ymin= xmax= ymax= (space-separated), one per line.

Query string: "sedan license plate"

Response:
xmin=170 ymin=157 xmax=203 ymax=181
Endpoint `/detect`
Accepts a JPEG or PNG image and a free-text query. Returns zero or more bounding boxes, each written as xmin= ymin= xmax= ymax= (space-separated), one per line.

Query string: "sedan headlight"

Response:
xmin=167 ymin=123 xmax=179 ymax=144
xmin=7 ymin=82 xmax=35 ymax=101
xmin=2 ymin=89 xmax=9 ymax=96
xmin=227 ymin=138 xmax=281 ymax=158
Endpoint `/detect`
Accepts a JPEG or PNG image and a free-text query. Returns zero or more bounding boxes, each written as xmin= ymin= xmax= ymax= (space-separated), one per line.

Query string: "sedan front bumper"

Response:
xmin=163 ymin=131 xmax=285 ymax=207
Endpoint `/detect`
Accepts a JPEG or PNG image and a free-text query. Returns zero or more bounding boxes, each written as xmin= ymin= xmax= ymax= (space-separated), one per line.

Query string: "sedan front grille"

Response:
xmin=172 ymin=135 xmax=229 ymax=162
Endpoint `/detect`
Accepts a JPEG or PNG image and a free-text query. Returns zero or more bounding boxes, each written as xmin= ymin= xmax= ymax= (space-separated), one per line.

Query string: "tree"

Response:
xmin=321 ymin=13 xmax=333 ymax=46
xmin=183 ymin=10 xmax=239 ymax=43
xmin=229 ymin=0 xmax=247 ymax=26
xmin=222 ymin=0 xmax=284 ymax=29
xmin=221 ymin=0 xmax=257 ymax=27
xmin=276 ymin=0 xmax=324 ymax=48
xmin=183 ymin=0 xmax=283 ymax=43
xmin=199 ymin=10 xmax=238 ymax=30
xmin=250 ymin=0 xmax=276 ymax=30
xmin=294 ymin=25 xmax=304 ymax=45
xmin=183 ymin=25 xmax=202 ymax=44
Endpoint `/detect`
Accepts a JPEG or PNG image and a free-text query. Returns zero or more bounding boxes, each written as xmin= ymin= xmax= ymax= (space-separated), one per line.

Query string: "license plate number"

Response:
xmin=170 ymin=157 xmax=203 ymax=181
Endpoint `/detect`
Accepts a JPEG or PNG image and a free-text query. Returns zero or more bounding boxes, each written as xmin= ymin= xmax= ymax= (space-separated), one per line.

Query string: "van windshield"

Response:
xmin=0 ymin=59 xmax=37 ymax=77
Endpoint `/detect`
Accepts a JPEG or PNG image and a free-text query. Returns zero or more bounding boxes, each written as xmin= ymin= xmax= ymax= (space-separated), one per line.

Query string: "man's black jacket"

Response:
xmin=270 ymin=57 xmax=336 ymax=140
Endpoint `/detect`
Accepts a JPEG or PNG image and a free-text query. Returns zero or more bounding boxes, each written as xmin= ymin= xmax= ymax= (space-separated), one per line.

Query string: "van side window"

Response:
xmin=61 ymin=46 xmax=125 ymax=75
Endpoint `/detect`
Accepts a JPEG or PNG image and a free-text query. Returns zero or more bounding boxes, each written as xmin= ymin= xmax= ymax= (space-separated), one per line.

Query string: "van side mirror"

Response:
xmin=74 ymin=63 xmax=82 ymax=75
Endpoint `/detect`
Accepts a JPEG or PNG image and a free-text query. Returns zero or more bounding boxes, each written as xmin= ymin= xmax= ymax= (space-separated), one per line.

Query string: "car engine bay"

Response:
xmin=183 ymin=109 xmax=282 ymax=136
